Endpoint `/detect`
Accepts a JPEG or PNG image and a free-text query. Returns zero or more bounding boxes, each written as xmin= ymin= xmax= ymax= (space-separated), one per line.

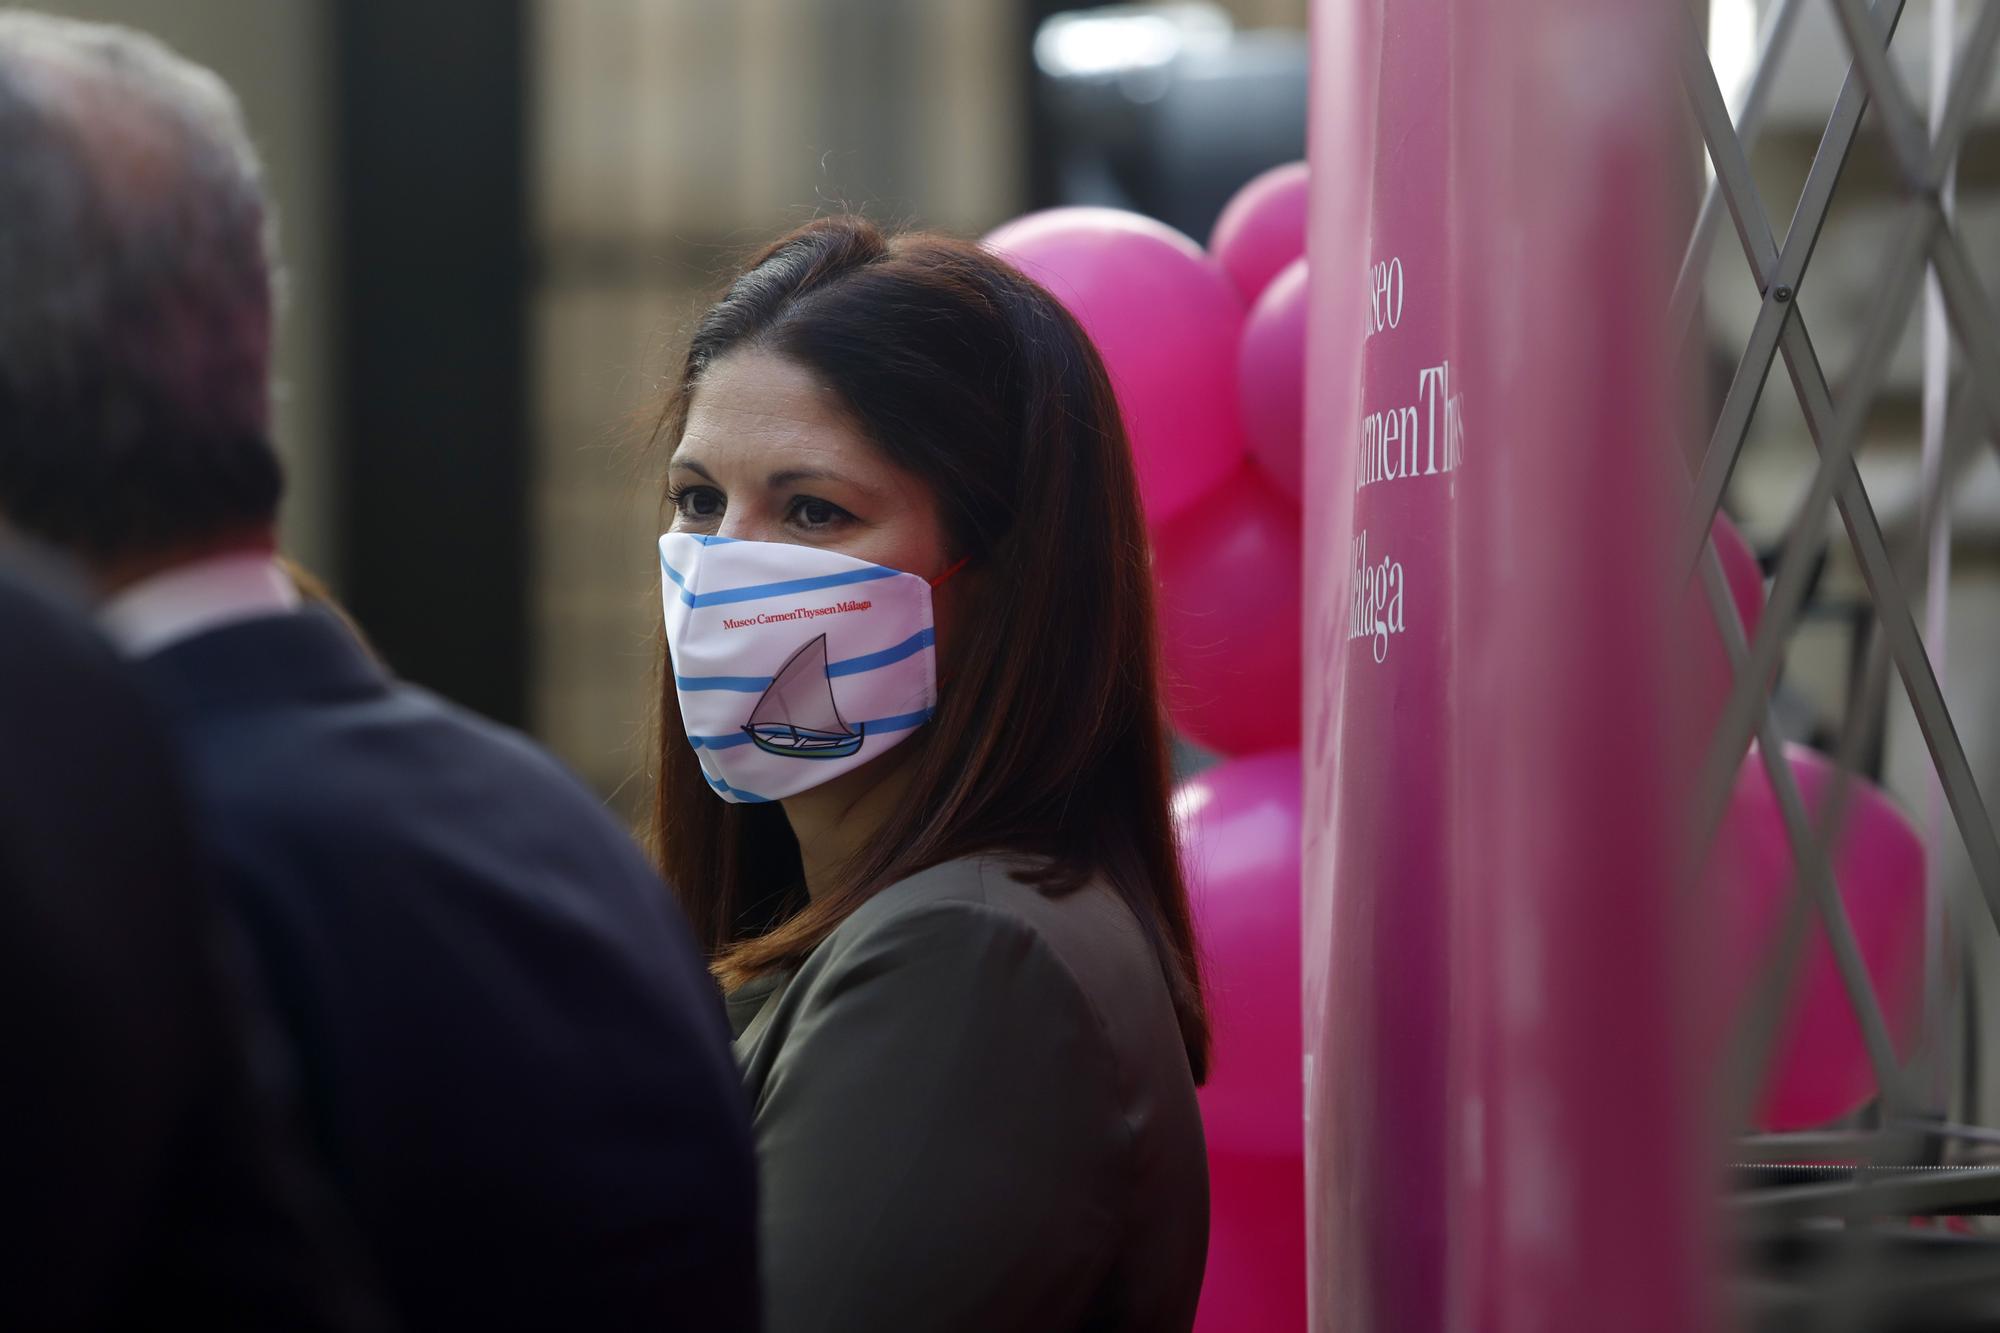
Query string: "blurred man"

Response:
xmin=0 ymin=16 xmax=758 ymax=1331
xmin=0 ymin=553 xmax=389 ymax=1332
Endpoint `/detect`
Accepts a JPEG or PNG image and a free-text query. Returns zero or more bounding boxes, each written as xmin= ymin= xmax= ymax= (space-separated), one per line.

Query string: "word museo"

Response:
xmin=1365 ymin=256 xmax=1404 ymax=338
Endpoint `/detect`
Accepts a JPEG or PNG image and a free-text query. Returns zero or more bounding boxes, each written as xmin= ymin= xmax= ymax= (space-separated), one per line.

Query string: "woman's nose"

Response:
xmin=715 ymin=510 xmax=786 ymax=545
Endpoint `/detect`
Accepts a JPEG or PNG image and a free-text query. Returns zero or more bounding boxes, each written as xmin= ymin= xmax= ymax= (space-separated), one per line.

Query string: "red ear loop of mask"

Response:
xmin=928 ymin=556 xmax=971 ymax=689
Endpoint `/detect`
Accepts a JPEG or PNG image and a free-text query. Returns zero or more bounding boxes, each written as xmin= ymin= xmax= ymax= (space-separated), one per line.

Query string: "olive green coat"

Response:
xmin=727 ymin=855 xmax=1209 ymax=1332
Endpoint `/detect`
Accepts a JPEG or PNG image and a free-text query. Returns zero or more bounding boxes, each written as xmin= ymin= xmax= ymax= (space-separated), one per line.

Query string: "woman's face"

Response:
xmin=666 ymin=349 xmax=955 ymax=584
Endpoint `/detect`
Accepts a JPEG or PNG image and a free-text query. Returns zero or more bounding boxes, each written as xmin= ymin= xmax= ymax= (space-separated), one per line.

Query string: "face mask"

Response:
xmin=659 ymin=533 xmax=959 ymax=804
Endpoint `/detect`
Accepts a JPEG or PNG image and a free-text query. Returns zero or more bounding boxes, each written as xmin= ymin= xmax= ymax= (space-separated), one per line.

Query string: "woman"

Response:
xmin=650 ymin=216 xmax=1210 ymax=1332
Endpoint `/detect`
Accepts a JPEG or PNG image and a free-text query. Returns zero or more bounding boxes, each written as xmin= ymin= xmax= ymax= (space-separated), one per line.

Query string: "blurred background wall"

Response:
xmin=530 ymin=0 xmax=1309 ymax=805
xmin=531 ymin=0 xmax=1036 ymax=810
xmin=30 ymin=2 xmax=1999 ymax=913
xmin=33 ymin=0 xmax=1308 ymax=810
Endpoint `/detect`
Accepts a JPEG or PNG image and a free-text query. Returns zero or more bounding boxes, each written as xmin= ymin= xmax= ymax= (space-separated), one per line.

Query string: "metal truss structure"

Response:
xmin=1681 ymin=1 xmax=2000 ymax=1326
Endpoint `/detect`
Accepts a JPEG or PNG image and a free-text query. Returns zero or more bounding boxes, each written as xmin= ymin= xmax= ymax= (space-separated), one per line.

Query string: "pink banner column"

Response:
xmin=1302 ymin=3 xmax=1719 ymax=1329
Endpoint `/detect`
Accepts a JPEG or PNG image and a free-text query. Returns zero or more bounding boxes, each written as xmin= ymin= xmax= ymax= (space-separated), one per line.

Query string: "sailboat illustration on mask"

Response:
xmin=742 ymin=633 xmax=866 ymax=759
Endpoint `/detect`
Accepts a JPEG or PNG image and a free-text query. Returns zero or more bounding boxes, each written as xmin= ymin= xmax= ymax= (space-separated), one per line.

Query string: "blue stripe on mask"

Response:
xmin=826 ymin=627 xmax=934 ymax=678
xmin=687 ymin=705 xmax=932 ymax=752
xmin=676 ymin=628 xmax=936 ymax=693
xmin=702 ymin=769 xmax=774 ymax=803
xmin=661 ymin=559 xmax=902 ymax=610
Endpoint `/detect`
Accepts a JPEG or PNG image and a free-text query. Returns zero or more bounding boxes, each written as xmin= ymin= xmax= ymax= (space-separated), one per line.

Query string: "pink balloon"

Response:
xmin=1153 ymin=466 xmax=1302 ymax=755
xmin=1198 ymin=1155 xmax=1306 ymax=1333
xmin=1684 ymin=513 xmax=1765 ymax=746
xmin=1177 ymin=750 xmax=1303 ymax=1156
xmin=1209 ymin=161 xmax=1309 ymax=305
xmin=1707 ymin=742 xmax=1926 ymax=1131
xmin=1174 ymin=750 xmax=1305 ymax=1332
xmin=1713 ymin=514 xmax=1763 ymax=637
xmin=1238 ymin=257 xmax=1308 ymax=502
xmin=985 ymin=208 xmax=1246 ymax=529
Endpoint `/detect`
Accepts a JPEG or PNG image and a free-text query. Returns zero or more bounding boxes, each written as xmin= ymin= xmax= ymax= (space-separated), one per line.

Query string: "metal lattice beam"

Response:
xmin=1677 ymin=0 xmax=2000 ymax=1182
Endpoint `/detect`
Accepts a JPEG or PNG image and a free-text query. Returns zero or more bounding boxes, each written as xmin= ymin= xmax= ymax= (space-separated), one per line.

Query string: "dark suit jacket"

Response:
xmin=0 ymin=560 xmax=387 ymax=1331
xmin=137 ymin=608 xmax=758 ymax=1332
xmin=729 ymin=855 xmax=1209 ymax=1333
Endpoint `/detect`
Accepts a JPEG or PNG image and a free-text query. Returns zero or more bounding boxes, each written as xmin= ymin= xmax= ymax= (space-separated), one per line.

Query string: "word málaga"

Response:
xmin=1347 ymin=530 xmax=1405 ymax=664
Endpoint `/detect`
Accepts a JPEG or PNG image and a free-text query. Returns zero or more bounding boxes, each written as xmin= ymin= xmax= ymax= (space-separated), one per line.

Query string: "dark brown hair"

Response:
xmin=650 ymin=216 xmax=1208 ymax=1080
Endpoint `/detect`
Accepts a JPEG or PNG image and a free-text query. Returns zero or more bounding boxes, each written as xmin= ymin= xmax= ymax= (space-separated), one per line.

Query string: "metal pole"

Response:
xmin=1918 ymin=0 xmax=1961 ymax=1123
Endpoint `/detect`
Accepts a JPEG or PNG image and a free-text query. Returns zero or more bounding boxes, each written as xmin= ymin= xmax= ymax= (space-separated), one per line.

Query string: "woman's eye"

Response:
xmin=674 ymin=486 xmax=724 ymax=520
xmin=789 ymin=497 xmax=848 ymax=530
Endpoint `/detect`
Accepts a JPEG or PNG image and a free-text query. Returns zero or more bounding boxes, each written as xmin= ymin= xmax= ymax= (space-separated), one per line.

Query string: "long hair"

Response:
xmin=649 ymin=216 xmax=1209 ymax=1080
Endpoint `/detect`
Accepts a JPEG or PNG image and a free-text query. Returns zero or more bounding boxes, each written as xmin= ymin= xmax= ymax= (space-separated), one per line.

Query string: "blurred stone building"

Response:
xmin=35 ymin=0 xmax=1307 ymax=808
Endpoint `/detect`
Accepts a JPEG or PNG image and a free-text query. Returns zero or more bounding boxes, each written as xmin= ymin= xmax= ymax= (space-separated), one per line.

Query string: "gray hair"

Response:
xmin=0 ymin=11 xmax=282 ymax=559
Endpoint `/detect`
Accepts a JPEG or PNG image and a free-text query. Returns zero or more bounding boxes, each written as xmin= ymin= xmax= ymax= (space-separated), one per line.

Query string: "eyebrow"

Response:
xmin=671 ymin=456 xmax=880 ymax=497
xmin=768 ymin=467 xmax=862 ymax=490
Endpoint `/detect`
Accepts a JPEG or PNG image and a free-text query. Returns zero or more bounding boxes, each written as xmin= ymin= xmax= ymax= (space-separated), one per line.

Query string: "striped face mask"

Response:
xmin=658 ymin=533 xmax=954 ymax=805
